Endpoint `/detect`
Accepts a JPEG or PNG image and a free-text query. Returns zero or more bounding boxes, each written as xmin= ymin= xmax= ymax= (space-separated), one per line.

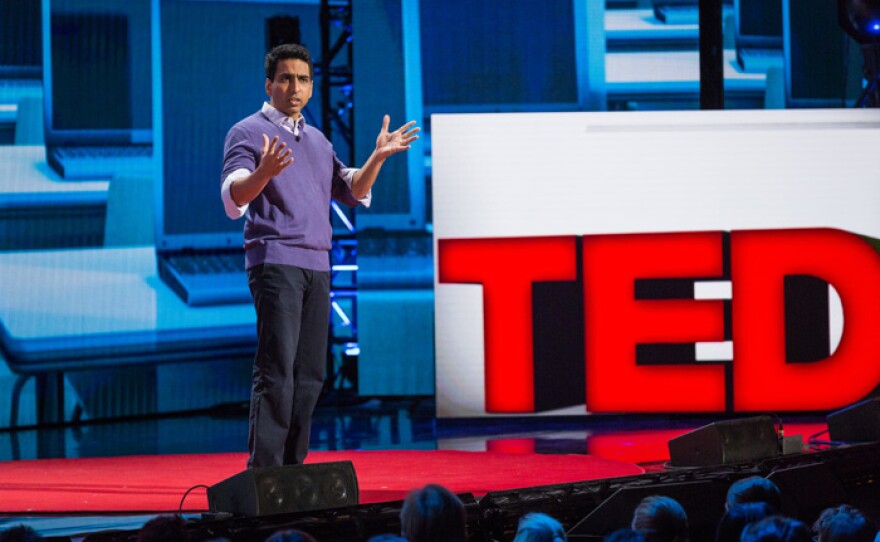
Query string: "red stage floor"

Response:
xmin=0 ymin=422 xmax=829 ymax=515
xmin=0 ymin=450 xmax=644 ymax=514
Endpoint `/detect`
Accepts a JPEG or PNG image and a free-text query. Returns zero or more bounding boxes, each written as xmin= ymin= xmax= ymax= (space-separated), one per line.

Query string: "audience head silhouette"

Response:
xmin=136 ymin=515 xmax=190 ymax=542
xmin=513 ymin=512 xmax=567 ymax=542
xmin=366 ymin=535 xmax=408 ymax=542
xmin=726 ymin=477 xmax=782 ymax=513
xmin=741 ymin=516 xmax=812 ymax=542
xmin=714 ymin=502 xmax=774 ymax=542
xmin=0 ymin=525 xmax=43 ymax=542
xmin=631 ymin=495 xmax=689 ymax=542
xmin=605 ymin=528 xmax=646 ymax=542
xmin=813 ymin=505 xmax=876 ymax=542
xmin=400 ymin=484 xmax=466 ymax=542
xmin=265 ymin=529 xmax=319 ymax=542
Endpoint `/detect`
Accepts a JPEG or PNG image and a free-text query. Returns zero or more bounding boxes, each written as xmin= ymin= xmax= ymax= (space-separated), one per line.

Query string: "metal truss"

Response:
xmin=319 ymin=0 xmax=358 ymax=394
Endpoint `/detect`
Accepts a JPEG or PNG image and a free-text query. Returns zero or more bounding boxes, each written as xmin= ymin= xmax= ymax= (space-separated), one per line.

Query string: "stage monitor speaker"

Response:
xmin=827 ymin=397 xmax=880 ymax=443
xmin=207 ymin=461 xmax=358 ymax=517
xmin=667 ymin=416 xmax=778 ymax=467
xmin=568 ymin=480 xmax=728 ymax=540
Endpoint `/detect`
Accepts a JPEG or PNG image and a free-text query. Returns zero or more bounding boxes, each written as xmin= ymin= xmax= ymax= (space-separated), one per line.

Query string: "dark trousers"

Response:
xmin=246 ymin=263 xmax=330 ymax=467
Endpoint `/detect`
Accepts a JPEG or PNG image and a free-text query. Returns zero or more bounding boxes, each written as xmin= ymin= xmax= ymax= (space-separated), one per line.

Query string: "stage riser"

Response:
xmin=75 ymin=442 xmax=880 ymax=542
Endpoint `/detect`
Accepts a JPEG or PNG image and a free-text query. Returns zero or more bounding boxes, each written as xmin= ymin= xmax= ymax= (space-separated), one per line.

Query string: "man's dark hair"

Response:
xmin=265 ymin=43 xmax=313 ymax=81
xmin=726 ymin=477 xmax=782 ymax=513
xmin=813 ymin=505 xmax=876 ymax=542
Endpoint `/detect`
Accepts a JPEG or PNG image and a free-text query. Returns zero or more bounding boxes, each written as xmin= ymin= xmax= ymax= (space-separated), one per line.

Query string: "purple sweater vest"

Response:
xmin=222 ymin=111 xmax=359 ymax=271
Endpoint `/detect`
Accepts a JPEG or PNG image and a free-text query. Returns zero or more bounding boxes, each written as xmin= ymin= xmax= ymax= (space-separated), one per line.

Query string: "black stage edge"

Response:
xmin=61 ymin=442 xmax=880 ymax=542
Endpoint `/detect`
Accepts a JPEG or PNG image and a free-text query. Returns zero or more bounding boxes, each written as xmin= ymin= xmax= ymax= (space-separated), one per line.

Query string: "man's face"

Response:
xmin=266 ymin=58 xmax=313 ymax=118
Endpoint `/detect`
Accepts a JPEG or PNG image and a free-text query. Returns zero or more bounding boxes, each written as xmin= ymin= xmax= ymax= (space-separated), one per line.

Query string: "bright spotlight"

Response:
xmin=838 ymin=0 xmax=880 ymax=44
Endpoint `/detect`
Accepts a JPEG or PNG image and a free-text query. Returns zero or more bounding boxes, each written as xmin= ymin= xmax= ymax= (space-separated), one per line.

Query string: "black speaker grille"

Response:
xmin=209 ymin=461 xmax=359 ymax=517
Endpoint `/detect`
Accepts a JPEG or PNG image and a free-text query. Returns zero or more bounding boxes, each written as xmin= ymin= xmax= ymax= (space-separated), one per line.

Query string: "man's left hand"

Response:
xmin=375 ymin=115 xmax=420 ymax=160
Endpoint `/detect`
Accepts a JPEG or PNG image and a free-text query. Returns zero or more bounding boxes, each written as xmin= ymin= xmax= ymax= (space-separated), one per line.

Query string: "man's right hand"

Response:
xmin=229 ymin=134 xmax=294 ymax=206
xmin=258 ymin=133 xmax=294 ymax=177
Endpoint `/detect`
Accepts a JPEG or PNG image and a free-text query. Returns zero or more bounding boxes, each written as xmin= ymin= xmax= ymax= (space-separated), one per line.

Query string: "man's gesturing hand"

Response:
xmin=374 ymin=115 xmax=420 ymax=161
xmin=258 ymin=133 xmax=294 ymax=177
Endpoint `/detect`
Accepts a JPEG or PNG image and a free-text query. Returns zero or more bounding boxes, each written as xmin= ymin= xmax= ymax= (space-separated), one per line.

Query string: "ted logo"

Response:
xmin=438 ymin=229 xmax=880 ymax=414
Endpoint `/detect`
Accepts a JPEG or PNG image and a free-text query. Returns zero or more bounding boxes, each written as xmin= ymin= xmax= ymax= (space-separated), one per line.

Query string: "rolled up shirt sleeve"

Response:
xmin=340 ymin=167 xmax=371 ymax=208
xmin=221 ymin=168 xmax=252 ymax=219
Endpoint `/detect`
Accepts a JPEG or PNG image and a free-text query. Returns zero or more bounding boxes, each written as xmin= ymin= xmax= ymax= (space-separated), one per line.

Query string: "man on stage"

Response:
xmin=221 ymin=43 xmax=419 ymax=468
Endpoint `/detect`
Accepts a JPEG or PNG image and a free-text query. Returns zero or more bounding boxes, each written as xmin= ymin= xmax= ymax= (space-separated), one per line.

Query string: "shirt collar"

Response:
xmin=261 ymin=101 xmax=304 ymax=136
